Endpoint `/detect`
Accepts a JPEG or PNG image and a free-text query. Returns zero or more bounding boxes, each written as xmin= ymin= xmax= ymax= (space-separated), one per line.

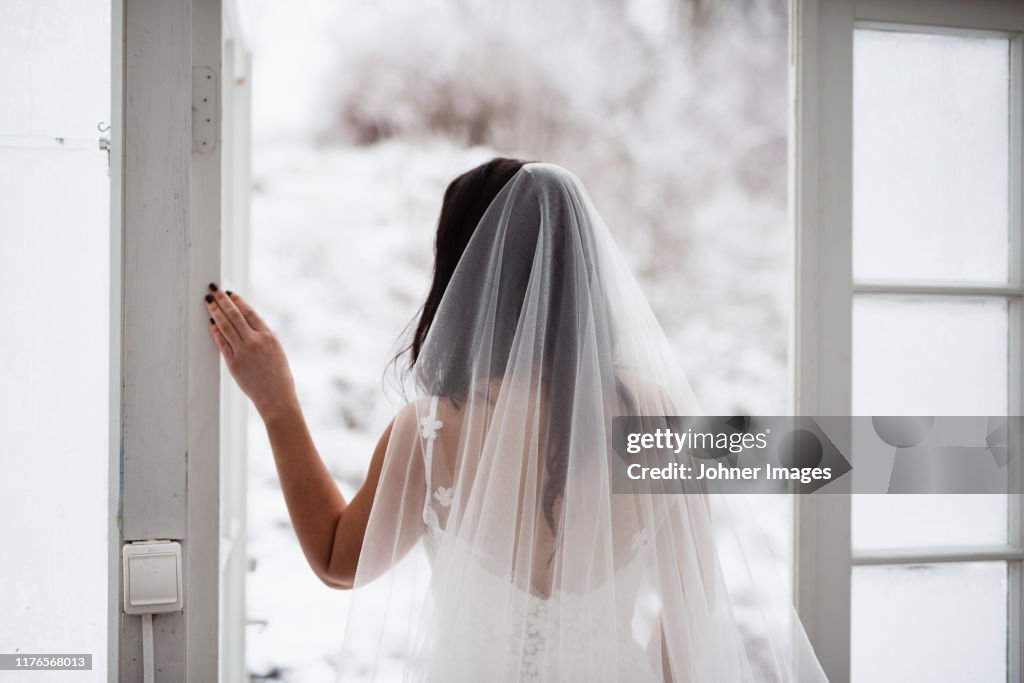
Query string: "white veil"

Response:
xmin=337 ymin=163 xmax=827 ymax=682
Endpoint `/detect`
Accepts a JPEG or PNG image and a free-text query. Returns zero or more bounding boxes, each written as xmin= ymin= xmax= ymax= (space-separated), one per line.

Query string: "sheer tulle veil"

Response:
xmin=337 ymin=163 xmax=827 ymax=682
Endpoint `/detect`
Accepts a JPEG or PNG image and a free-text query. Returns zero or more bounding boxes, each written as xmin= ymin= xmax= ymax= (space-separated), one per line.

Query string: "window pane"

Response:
xmin=852 ymin=296 xmax=1008 ymax=549
xmin=852 ymin=562 xmax=1007 ymax=682
xmin=853 ymin=29 xmax=1009 ymax=283
xmin=853 ymin=494 xmax=1007 ymax=550
xmin=852 ymin=296 xmax=1007 ymax=416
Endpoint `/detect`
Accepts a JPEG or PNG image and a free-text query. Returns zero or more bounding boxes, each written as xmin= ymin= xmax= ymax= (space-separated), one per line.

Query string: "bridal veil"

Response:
xmin=338 ymin=163 xmax=827 ymax=682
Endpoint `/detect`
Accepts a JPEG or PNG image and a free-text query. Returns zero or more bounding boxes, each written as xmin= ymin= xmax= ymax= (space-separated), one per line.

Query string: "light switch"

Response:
xmin=122 ymin=541 xmax=183 ymax=615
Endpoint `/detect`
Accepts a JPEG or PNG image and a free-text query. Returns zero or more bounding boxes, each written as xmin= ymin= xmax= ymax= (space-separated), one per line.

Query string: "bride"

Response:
xmin=205 ymin=159 xmax=827 ymax=681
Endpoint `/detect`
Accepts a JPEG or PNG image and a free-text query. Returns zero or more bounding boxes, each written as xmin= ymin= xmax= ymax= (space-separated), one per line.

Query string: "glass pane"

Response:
xmin=852 ymin=295 xmax=1008 ymax=549
xmin=852 ymin=295 xmax=1007 ymax=416
xmin=853 ymin=29 xmax=1009 ymax=283
xmin=0 ymin=148 xmax=110 ymax=675
xmin=852 ymin=562 xmax=1007 ymax=682
xmin=0 ymin=0 xmax=111 ymax=138
xmin=853 ymin=494 xmax=1007 ymax=549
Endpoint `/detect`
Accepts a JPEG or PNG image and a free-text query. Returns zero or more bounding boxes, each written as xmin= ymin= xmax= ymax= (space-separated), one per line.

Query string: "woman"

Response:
xmin=205 ymin=159 xmax=826 ymax=681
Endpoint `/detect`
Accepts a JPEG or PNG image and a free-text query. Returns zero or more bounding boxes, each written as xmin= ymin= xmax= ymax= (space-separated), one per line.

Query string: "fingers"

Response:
xmin=209 ymin=317 xmax=234 ymax=359
xmin=228 ymin=291 xmax=268 ymax=331
xmin=206 ymin=283 xmax=252 ymax=341
xmin=207 ymin=292 xmax=243 ymax=348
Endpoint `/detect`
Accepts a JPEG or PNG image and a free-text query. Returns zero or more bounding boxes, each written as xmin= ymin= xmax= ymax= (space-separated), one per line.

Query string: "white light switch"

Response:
xmin=123 ymin=541 xmax=183 ymax=615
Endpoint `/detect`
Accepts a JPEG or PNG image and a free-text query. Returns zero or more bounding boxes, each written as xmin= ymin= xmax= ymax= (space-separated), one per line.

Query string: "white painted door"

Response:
xmin=0 ymin=1 xmax=112 ymax=679
xmin=792 ymin=1 xmax=1024 ymax=681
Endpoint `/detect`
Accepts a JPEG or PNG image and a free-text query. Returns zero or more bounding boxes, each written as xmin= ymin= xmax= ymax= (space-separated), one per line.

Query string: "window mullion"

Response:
xmin=1006 ymin=27 xmax=1024 ymax=683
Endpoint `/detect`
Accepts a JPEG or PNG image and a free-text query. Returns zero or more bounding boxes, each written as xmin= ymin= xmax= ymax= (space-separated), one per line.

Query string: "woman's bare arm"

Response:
xmin=259 ymin=402 xmax=395 ymax=588
xmin=260 ymin=402 xmax=344 ymax=585
xmin=204 ymin=284 xmax=401 ymax=588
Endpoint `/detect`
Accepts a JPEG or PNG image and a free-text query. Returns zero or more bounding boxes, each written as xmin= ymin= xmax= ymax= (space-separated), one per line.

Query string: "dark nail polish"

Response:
xmin=226 ymin=290 xmax=233 ymax=296
xmin=205 ymin=294 xmax=213 ymax=303
xmin=209 ymin=317 xmax=215 ymax=324
xmin=208 ymin=282 xmax=218 ymax=292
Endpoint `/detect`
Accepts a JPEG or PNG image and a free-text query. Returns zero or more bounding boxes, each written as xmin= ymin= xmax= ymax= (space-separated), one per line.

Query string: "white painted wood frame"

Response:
xmin=108 ymin=0 xmax=224 ymax=679
xmin=219 ymin=3 xmax=252 ymax=680
xmin=790 ymin=0 xmax=1024 ymax=681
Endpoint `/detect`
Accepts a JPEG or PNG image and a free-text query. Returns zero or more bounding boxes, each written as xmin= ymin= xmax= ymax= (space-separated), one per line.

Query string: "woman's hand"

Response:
xmin=204 ymin=283 xmax=298 ymax=421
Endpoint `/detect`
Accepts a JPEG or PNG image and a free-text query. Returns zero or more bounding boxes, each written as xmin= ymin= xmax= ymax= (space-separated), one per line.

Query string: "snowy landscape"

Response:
xmin=241 ymin=1 xmax=793 ymax=679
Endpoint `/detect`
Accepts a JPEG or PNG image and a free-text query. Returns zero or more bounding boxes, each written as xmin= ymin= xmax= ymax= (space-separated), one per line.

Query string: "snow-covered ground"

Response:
xmin=242 ymin=1 xmax=793 ymax=680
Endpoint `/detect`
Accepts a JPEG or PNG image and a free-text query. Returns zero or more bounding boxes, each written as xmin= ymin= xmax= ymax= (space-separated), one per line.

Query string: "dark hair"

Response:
xmin=406 ymin=157 xmax=528 ymax=365
xmin=397 ymin=157 xmax=634 ymax=535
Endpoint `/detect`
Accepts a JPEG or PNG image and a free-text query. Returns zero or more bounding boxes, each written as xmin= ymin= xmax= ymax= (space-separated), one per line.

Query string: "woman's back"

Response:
xmin=415 ymin=389 xmax=659 ymax=682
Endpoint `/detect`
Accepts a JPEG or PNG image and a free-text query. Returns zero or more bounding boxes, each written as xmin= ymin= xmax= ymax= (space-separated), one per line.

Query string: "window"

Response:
xmin=792 ymin=1 xmax=1024 ymax=681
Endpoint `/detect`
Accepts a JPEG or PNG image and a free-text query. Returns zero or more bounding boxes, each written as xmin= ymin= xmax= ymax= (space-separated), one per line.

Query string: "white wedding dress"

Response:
xmin=417 ymin=396 xmax=659 ymax=683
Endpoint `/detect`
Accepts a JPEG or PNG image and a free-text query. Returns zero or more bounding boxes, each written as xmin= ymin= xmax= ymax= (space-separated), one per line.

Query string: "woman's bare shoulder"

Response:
xmin=390 ymin=394 xmax=465 ymax=435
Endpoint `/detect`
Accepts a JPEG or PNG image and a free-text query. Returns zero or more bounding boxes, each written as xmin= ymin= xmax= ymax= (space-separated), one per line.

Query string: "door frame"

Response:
xmin=107 ymin=0 xmax=248 ymax=678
